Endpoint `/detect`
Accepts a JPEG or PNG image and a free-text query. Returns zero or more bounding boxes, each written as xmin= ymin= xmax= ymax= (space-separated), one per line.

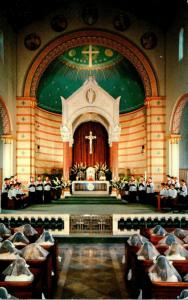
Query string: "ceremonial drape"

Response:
xmin=72 ymin=121 xmax=109 ymax=166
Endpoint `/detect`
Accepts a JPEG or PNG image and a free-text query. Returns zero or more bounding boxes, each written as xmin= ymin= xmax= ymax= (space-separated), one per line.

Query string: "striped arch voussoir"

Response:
xmin=24 ymin=30 xmax=158 ymax=98
xmin=171 ymin=94 xmax=188 ymax=134
xmin=0 ymin=97 xmax=11 ymax=134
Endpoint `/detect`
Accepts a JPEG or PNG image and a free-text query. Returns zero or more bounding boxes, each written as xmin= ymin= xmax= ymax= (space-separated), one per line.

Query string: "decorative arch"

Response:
xmin=170 ymin=93 xmax=188 ymax=134
xmin=0 ymin=96 xmax=12 ymax=134
xmin=24 ymin=30 xmax=158 ymax=98
xmin=72 ymin=113 xmax=109 ymax=136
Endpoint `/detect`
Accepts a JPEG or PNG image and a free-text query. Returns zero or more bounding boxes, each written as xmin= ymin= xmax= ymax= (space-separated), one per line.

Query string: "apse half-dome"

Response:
xmin=37 ymin=45 xmax=145 ymax=114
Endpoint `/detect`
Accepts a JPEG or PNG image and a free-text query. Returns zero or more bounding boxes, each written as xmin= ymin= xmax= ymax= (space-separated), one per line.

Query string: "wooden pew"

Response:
xmin=41 ymin=241 xmax=59 ymax=284
xmin=0 ymin=272 xmax=42 ymax=299
xmin=144 ymin=280 xmax=188 ymax=299
xmin=0 ymin=255 xmax=53 ymax=299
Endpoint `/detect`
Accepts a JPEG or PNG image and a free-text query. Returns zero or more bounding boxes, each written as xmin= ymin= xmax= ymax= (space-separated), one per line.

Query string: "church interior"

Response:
xmin=1 ymin=0 xmax=188 ymax=298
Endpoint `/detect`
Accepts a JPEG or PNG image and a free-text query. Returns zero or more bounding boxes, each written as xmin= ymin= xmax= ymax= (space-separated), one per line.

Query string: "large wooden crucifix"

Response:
xmin=85 ymin=131 xmax=96 ymax=154
xmin=82 ymin=45 xmax=99 ymax=68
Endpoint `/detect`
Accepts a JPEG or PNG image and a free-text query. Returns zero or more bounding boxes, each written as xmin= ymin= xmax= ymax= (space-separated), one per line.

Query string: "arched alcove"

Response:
xmin=73 ymin=121 xmax=109 ymax=166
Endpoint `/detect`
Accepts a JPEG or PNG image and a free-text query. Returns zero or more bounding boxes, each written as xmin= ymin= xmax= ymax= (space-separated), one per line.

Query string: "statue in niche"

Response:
xmin=86 ymin=88 xmax=96 ymax=104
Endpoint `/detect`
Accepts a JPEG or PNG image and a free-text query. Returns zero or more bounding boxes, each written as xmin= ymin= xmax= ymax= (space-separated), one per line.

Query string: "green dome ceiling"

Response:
xmin=37 ymin=45 xmax=145 ymax=114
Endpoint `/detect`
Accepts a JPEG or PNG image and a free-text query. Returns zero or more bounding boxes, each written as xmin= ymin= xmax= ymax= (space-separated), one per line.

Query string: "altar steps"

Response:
xmin=52 ymin=196 xmax=121 ymax=205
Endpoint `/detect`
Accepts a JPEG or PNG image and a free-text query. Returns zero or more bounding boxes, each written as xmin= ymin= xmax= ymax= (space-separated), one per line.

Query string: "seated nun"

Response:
xmin=148 ymin=255 xmax=182 ymax=282
xmin=36 ymin=230 xmax=54 ymax=245
xmin=150 ymin=225 xmax=167 ymax=236
xmin=177 ymin=289 xmax=188 ymax=300
xmin=14 ymin=224 xmax=38 ymax=237
xmin=2 ymin=258 xmax=34 ymax=282
xmin=173 ymin=228 xmax=188 ymax=239
xmin=8 ymin=232 xmax=29 ymax=246
xmin=0 ymin=240 xmax=21 ymax=259
xmin=136 ymin=241 xmax=160 ymax=260
xmin=183 ymin=235 xmax=188 ymax=244
xmin=183 ymin=274 xmax=188 ymax=283
xmin=127 ymin=233 xmax=148 ymax=247
xmin=0 ymin=287 xmax=18 ymax=299
xmin=157 ymin=233 xmax=183 ymax=246
xmin=0 ymin=223 xmax=11 ymax=238
xmin=165 ymin=242 xmax=188 ymax=260
xmin=21 ymin=243 xmax=49 ymax=260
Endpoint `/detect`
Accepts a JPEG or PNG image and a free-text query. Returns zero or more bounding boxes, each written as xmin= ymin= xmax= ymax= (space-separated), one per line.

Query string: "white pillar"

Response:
xmin=1 ymin=135 xmax=14 ymax=179
xmin=168 ymin=134 xmax=181 ymax=177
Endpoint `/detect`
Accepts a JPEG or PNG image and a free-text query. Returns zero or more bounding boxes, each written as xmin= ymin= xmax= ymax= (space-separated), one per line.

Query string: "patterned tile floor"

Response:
xmin=54 ymin=243 xmax=128 ymax=299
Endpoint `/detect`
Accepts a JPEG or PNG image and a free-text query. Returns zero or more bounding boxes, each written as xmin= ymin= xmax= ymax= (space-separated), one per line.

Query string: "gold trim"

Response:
xmin=168 ymin=134 xmax=181 ymax=144
xmin=1 ymin=134 xmax=14 ymax=144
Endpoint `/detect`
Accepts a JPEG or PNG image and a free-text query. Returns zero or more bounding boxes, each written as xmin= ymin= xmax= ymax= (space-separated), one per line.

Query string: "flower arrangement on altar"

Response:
xmin=110 ymin=177 xmax=129 ymax=190
xmin=51 ymin=176 xmax=71 ymax=189
xmin=70 ymin=162 xmax=87 ymax=180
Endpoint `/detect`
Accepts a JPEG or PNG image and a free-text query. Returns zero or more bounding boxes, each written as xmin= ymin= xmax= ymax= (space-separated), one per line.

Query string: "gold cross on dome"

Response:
xmin=82 ymin=45 xmax=99 ymax=68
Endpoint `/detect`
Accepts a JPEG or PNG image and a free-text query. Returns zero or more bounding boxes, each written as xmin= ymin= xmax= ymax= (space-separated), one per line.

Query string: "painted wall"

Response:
xmin=16 ymin=2 xmax=165 ymax=97
xmin=179 ymin=102 xmax=188 ymax=168
xmin=166 ymin=6 xmax=188 ymax=171
xmin=0 ymin=17 xmax=17 ymax=177
xmin=119 ymin=108 xmax=146 ymax=177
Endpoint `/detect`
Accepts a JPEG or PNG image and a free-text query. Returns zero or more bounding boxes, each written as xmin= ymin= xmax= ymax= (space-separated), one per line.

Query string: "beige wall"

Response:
xmin=16 ymin=4 xmax=165 ymax=97
xmin=0 ymin=17 xmax=17 ymax=175
xmin=166 ymin=6 xmax=188 ymax=171
xmin=166 ymin=8 xmax=188 ymax=131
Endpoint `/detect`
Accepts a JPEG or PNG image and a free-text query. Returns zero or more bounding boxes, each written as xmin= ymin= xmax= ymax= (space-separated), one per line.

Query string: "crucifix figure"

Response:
xmin=85 ymin=131 xmax=96 ymax=154
xmin=82 ymin=45 xmax=99 ymax=68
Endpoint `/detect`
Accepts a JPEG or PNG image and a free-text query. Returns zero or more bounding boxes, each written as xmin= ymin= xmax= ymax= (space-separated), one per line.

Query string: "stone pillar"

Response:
xmin=145 ymin=96 xmax=166 ymax=190
xmin=168 ymin=134 xmax=181 ymax=178
xmin=1 ymin=135 xmax=14 ymax=179
xmin=63 ymin=142 xmax=70 ymax=180
xmin=16 ymin=97 xmax=36 ymax=184
xmin=110 ymin=142 xmax=119 ymax=179
xmin=61 ymin=125 xmax=72 ymax=180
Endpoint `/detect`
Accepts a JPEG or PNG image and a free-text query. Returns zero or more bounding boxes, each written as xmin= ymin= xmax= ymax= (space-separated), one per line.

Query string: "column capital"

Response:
xmin=168 ymin=134 xmax=181 ymax=144
xmin=1 ymin=134 xmax=14 ymax=144
xmin=144 ymin=98 xmax=151 ymax=108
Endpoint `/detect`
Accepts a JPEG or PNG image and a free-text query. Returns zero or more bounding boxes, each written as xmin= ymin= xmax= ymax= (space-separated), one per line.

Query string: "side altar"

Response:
xmin=72 ymin=180 xmax=110 ymax=196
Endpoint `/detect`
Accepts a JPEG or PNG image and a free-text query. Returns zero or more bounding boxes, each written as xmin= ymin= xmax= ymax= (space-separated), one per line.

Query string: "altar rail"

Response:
xmin=0 ymin=214 xmax=188 ymax=236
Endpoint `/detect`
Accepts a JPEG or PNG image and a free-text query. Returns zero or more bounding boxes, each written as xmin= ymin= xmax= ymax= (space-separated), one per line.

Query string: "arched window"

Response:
xmin=0 ymin=31 xmax=4 ymax=63
xmin=179 ymin=27 xmax=184 ymax=61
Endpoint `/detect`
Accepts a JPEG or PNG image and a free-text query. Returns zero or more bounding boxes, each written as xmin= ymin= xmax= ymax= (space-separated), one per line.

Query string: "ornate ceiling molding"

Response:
xmin=24 ymin=30 xmax=158 ymax=98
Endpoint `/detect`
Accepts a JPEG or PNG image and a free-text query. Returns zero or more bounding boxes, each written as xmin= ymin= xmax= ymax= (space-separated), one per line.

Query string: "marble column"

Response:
xmin=63 ymin=141 xmax=70 ymax=180
xmin=110 ymin=142 xmax=119 ymax=179
xmin=61 ymin=125 xmax=72 ymax=180
xmin=168 ymin=134 xmax=181 ymax=178
xmin=1 ymin=135 xmax=14 ymax=179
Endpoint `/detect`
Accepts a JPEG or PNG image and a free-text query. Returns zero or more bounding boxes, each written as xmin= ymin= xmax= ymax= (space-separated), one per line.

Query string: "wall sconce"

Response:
xmin=141 ymin=145 xmax=145 ymax=154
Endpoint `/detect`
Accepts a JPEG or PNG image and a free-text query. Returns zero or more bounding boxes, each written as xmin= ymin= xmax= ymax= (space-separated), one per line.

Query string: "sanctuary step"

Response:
xmin=52 ymin=196 xmax=120 ymax=205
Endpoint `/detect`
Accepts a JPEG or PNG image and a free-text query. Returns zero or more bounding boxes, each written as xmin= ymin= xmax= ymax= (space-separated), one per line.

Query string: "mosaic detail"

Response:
xmin=171 ymin=95 xmax=188 ymax=134
xmin=27 ymin=32 xmax=156 ymax=99
xmin=0 ymin=99 xmax=11 ymax=134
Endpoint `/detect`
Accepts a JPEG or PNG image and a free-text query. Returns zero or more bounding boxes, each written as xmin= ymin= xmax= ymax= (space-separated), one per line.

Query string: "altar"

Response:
xmin=72 ymin=181 xmax=110 ymax=196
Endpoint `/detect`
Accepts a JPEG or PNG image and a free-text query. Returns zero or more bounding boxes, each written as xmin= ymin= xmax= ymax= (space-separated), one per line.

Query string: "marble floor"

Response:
xmin=54 ymin=243 xmax=129 ymax=299
xmin=1 ymin=202 xmax=158 ymax=215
